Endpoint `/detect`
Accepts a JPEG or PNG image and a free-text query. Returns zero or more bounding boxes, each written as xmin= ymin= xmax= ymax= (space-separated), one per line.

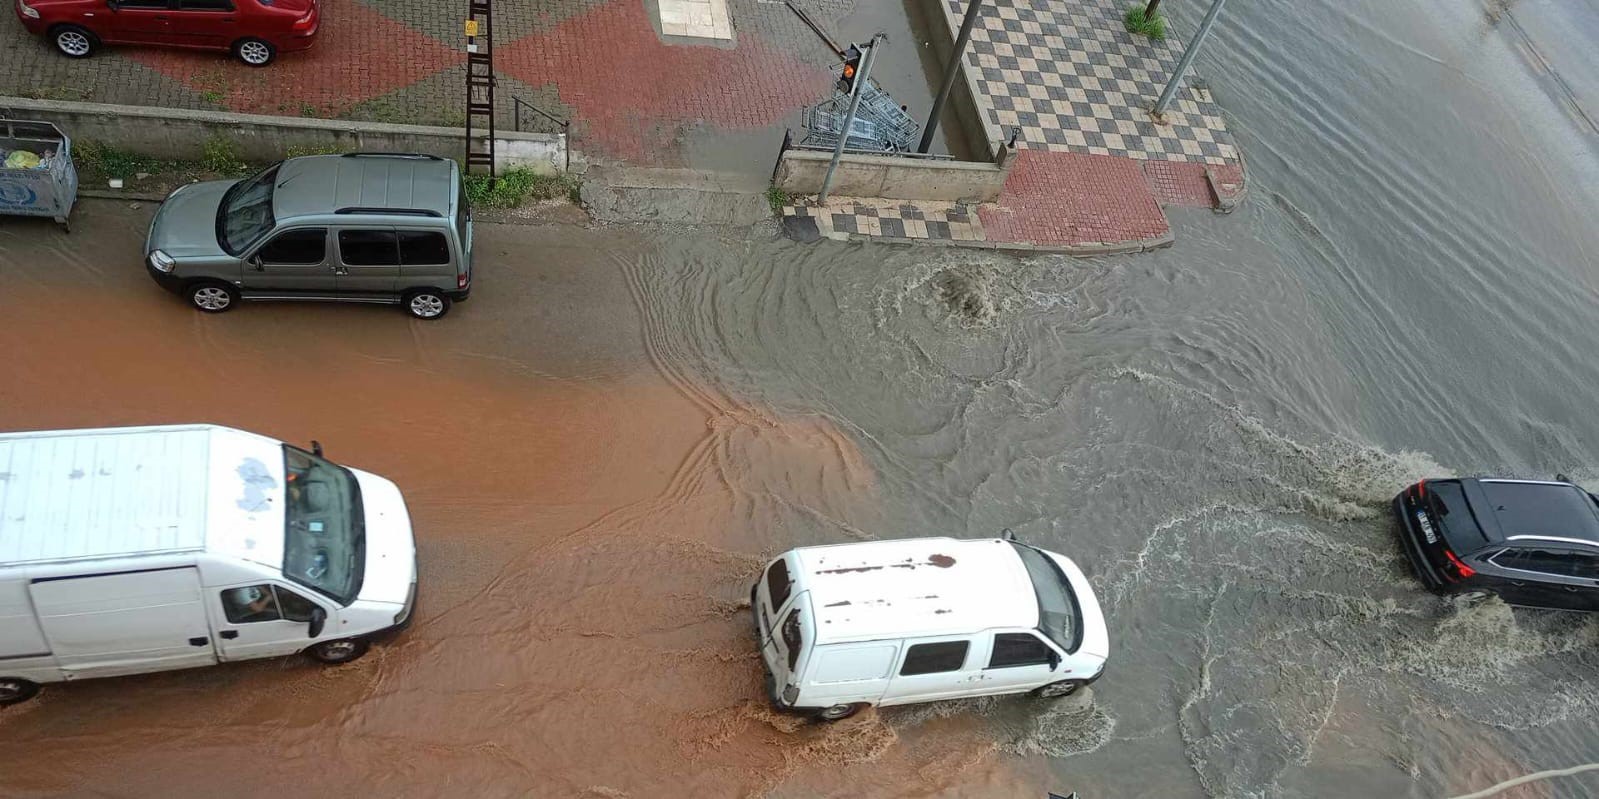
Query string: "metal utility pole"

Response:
xmin=1144 ymin=0 xmax=1162 ymax=19
xmin=918 ymin=0 xmax=984 ymax=154
xmin=818 ymin=32 xmax=885 ymax=204
xmin=1152 ymin=0 xmax=1226 ymax=118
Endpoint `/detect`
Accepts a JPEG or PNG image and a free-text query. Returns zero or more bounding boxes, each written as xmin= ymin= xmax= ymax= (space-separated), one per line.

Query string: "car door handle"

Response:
xmin=188 ymin=636 xmax=209 ymax=647
xmin=220 ymin=630 xmax=239 ymax=639
xmin=153 ymin=14 xmax=168 ymax=19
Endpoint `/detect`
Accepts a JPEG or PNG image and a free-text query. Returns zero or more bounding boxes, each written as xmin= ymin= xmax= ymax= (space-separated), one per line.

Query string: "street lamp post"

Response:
xmin=918 ymin=0 xmax=985 ymax=154
xmin=1152 ymin=0 xmax=1226 ymax=118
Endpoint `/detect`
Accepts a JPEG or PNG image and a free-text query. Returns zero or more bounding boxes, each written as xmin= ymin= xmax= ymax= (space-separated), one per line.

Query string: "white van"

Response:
xmin=751 ymin=535 xmax=1109 ymax=721
xmin=0 ymin=424 xmax=418 ymax=706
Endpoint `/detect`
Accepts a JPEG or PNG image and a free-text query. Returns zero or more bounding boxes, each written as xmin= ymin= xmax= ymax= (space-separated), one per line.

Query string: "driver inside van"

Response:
xmin=225 ymin=585 xmax=279 ymax=622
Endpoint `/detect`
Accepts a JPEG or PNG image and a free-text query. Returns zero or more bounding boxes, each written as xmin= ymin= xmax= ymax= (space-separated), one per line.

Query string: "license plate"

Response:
xmin=1415 ymin=512 xmax=1437 ymax=544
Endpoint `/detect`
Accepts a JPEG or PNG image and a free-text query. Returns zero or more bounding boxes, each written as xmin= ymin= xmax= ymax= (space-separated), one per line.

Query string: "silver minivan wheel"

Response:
xmin=188 ymin=284 xmax=235 ymax=312
xmin=404 ymin=291 xmax=450 ymax=320
xmin=0 ymin=678 xmax=40 ymax=706
xmin=816 ymin=702 xmax=864 ymax=721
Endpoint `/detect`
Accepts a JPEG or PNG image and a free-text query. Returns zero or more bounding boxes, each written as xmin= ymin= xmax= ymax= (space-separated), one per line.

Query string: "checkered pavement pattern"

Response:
xmin=782 ymin=200 xmax=987 ymax=243
xmin=945 ymin=0 xmax=1239 ymax=166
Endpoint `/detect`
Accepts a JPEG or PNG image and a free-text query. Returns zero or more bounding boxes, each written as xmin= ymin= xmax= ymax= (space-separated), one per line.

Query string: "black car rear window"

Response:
xmin=1481 ymin=482 xmax=1599 ymax=542
xmin=1425 ymin=481 xmax=1489 ymax=550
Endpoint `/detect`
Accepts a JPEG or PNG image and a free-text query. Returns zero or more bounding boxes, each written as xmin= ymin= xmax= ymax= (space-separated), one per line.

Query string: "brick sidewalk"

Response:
xmin=0 ymin=0 xmax=850 ymax=167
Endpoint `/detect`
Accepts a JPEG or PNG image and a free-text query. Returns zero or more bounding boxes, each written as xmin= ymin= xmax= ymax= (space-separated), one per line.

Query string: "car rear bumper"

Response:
xmin=1392 ymin=494 xmax=1446 ymax=592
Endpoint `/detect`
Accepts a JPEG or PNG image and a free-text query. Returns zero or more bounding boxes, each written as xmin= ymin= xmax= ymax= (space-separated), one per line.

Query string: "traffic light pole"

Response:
xmin=918 ymin=0 xmax=983 ymax=154
xmin=1152 ymin=0 xmax=1226 ymax=118
xmin=818 ymin=32 xmax=885 ymax=204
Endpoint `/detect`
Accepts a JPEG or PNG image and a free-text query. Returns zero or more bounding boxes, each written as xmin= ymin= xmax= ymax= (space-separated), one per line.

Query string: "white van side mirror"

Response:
xmin=1000 ymin=528 xmax=1017 ymax=542
xmin=308 ymin=606 xmax=327 ymax=638
xmin=1048 ymin=649 xmax=1061 ymax=670
xmin=311 ymin=440 xmax=324 ymax=458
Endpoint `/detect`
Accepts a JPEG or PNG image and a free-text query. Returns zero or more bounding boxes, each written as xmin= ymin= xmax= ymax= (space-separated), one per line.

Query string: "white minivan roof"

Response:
xmin=0 ymin=425 xmax=287 ymax=568
xmin=791 ymin=537 xmax=1040 ymax=645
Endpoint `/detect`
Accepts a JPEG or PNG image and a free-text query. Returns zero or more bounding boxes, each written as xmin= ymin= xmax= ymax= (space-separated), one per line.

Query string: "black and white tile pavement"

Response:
xmin=945 ymin=0 xmax=1239 ymax=166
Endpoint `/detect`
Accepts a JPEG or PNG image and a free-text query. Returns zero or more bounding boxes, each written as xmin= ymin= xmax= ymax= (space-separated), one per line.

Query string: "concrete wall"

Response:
xmin=0 ymin=97 xmax=567 ymax=174
xmin=773 ymin=149 xmax=1009 ymax=203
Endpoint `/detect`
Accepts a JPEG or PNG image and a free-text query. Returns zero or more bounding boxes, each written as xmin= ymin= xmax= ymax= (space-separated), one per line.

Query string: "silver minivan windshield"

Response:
xmin=1011 ymin=543 xmax=1082 ymax=653
xmin=282 ymin=445 xmax=365 ymax=605
xmin=219 ymin=165 xmax=280 ymax=255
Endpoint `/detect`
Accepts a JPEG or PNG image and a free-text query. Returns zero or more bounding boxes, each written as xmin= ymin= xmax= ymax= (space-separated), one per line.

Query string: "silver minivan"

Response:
xmin=144 ymin=153 xmax=473 ymax=320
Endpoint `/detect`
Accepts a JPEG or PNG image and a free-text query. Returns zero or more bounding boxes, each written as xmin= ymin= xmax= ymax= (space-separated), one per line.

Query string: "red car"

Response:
xmin=15 ymin=0 xmax=317 ymax=66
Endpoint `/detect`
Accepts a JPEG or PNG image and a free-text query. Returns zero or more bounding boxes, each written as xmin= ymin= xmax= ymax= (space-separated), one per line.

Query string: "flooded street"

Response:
xmin=5 ymin=0 xmax=1599 ymax=797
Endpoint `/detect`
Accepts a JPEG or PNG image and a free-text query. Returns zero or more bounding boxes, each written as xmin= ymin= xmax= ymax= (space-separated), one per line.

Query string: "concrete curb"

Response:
xmin=0 ymin=95 xmax=569 ymax=173
xmin=818 ymin=229 xmax=1174 ymax=256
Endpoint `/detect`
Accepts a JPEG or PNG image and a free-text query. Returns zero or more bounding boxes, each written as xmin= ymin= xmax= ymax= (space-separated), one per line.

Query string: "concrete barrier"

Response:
xmin=773 ymin=149 xmax=1010 ymax=203
xmin=0 ymin=96 xmax=567 ymax=174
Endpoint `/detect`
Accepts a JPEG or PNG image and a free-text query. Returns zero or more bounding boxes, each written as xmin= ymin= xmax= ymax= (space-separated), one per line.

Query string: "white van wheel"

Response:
xmin=1033 ymin=679 xmax=1084 ymax=699
xmin=308 ymin=638 xmax=369 ymax=664
xmin=0 ymin=678 xmax=40 ymax=706
xmin=816 ymin=703 xmax=865 ymax=721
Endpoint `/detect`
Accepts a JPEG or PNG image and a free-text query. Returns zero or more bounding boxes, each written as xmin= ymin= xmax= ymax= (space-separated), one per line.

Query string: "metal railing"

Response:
xmin=511 ymin=95 xmax=571 ymax=172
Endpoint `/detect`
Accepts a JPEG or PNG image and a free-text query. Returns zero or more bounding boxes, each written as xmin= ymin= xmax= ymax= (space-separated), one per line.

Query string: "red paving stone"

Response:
xmin=979 ymin=150 xmax=1171 ymax=249
xmin=1142 ymin=159 xmax=1214 ymax=207
xmin=497 ymin=0 xmax=827 ymax=162
xmin=127 ymin=2 xmax=465 ymax=116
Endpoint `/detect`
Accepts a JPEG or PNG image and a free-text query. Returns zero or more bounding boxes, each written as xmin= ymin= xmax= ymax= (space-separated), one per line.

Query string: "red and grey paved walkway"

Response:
xmin=0 ymin=0 xmax=849 ymax=167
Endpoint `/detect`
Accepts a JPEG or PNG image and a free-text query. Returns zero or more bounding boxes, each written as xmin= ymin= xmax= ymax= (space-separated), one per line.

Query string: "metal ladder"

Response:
xmin=464 ymin=0 xmax=495 ymax=177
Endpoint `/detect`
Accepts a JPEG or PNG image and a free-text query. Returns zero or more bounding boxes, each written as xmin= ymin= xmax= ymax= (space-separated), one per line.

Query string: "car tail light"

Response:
xmin=456 ymin=272 xmax=467 ymax=289
xmin=1443 ymin=549 xmax=1476 ymax=580
xmin=293 ymin=8 xmax=315 ymax=29
xmin=1415 ymin=479 xmax=1426 ymax=499
xmin=18 ymin=0 xmax=41 ymax=19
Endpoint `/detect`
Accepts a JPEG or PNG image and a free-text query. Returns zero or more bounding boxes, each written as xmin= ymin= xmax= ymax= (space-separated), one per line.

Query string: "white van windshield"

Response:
xmin=282 ymin=446 xmax=365 ymax=605
xmin=1011 ymin=543 xmax=1082 ymax=652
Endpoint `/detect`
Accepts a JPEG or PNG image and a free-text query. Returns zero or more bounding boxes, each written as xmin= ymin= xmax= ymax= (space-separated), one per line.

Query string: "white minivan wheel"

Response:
xmin=815 ymin=702 xmax=866 ymax=721
xmin=308 ymin=638 xmax=369 ymax=664
xmin=0 ymin=678 xmax=40 ymax=706
xmin=1033 ymin=679 xmax=1084 ymax=699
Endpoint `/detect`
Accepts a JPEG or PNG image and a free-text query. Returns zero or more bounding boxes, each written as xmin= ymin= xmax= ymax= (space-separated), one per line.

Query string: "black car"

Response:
xmin=1393 ymin=477 xmax=1599 ymax=611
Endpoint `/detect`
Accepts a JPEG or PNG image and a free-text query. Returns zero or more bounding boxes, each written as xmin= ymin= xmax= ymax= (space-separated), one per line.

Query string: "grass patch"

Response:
xmin=766 ymin=186 xmax=794 ymax=216
xmin=20 ymin=85 xmax=91 ymax=102
xmin=74 ymin=141 xmax=179 ymax=181
xmin=199 ymin=89 xmax=225 ymax=105
xmin=285 ymin=144 xmax=346 ymax=158
xmin=200 ymin=135 xmax=248 ymax=175
xmin=464 ymin=169 xmax=581 ymax=209
xmin=1124 ymin=4 xmax=1166 ymax=39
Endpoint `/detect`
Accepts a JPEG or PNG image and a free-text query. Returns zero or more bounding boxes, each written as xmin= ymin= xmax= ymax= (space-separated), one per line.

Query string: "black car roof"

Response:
xmin=1471 ymin=479 xmax=1599 ymax=545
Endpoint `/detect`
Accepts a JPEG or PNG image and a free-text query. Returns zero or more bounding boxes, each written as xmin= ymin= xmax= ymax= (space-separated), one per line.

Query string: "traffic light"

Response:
xmin=838 ymin=45 xmax=863 ymax=94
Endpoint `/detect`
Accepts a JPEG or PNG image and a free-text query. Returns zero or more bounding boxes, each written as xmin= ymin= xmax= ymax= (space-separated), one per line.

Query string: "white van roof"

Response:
xmin=0 ymin=425 xmax=287 ymax=568
xmin=792 ymin=537 xmax=1040 ymax=645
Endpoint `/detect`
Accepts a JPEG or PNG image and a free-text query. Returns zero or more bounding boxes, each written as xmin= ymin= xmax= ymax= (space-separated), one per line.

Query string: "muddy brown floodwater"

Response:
xmin=0 ymin=202 xmax=1036 ymax=798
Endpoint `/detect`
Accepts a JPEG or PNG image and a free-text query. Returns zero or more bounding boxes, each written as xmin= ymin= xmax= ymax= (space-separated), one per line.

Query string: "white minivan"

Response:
xmin=0 ymin=424 xmax=418 ymax=706
xmin=751 ymin=535 xmax=1109 ymax=721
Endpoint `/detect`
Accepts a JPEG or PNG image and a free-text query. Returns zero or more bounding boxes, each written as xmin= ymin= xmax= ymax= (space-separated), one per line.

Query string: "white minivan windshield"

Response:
xmin=282 ymin=445 xmax=365 ymax=605
xmin=1011 ymin=543 xmax=1081 ymax=652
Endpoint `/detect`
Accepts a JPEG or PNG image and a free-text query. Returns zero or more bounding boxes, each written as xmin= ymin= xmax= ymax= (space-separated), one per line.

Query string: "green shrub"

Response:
xmin=1124 ymin=5 xmax=1166 ymax=39
xmin=766 ymin=186 xmax=794 ymax=216
xmin=463 ymin=169 xmax=581 ymax=208
xmin=200 ymin=136 xmax=247 ymax=175
xmin=74 ymin=141 xmax=169 ymax=180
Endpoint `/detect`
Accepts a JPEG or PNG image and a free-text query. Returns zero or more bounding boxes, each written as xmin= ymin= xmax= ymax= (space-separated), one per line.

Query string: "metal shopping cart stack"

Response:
xmin=800 ymin=64 xmax=921 ymax=153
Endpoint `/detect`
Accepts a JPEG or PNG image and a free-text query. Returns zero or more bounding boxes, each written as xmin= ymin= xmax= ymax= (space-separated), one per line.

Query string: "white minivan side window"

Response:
xmin=813 ymin=645 xmax=898 ymax=683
